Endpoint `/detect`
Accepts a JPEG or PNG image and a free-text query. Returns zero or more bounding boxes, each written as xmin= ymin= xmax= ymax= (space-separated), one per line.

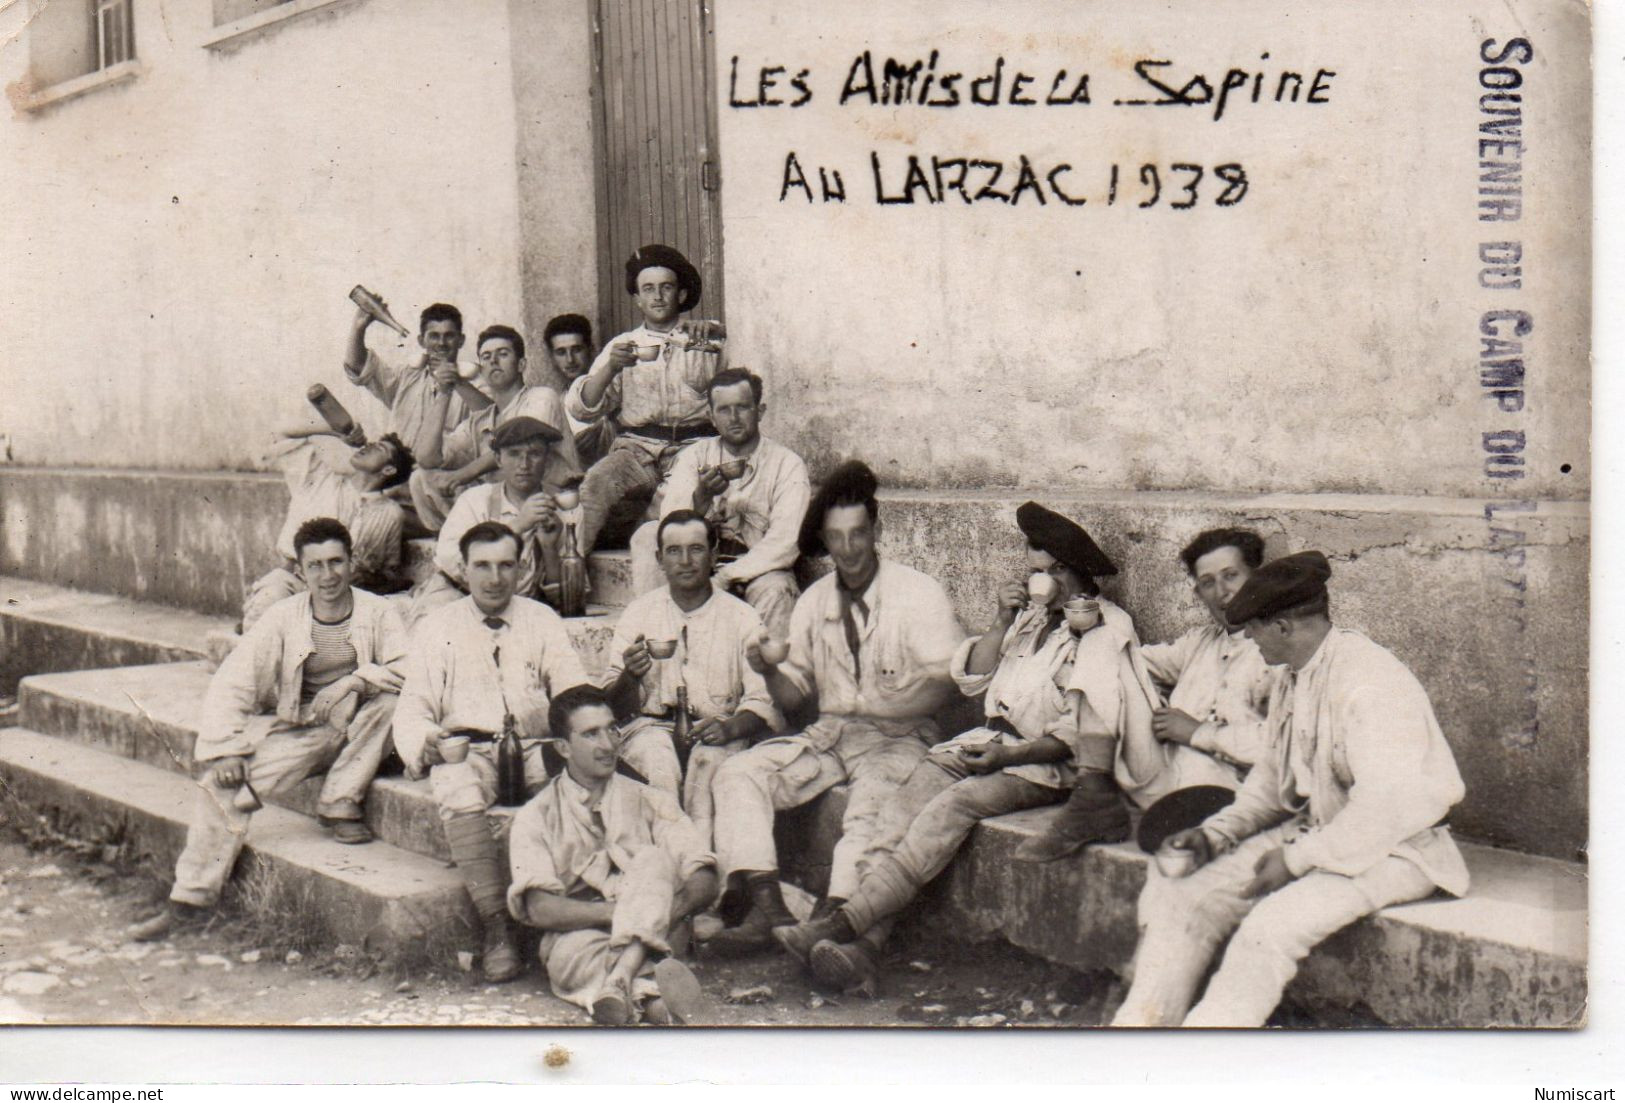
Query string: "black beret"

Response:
xmin=1223 ymin=550 xmax=1332 ymax=626
xmin=799 ymin=460 xmax=879 ymax=557
xmin=489 ymin=416 xmax=561 ymax=450
xmin=625 ymin=244 xmax=702 ymax=313
xmin=1016 ymin=502 xmax=1117 ymax=578
xmin=1136 ymin=785 xmax=1237 ymax=853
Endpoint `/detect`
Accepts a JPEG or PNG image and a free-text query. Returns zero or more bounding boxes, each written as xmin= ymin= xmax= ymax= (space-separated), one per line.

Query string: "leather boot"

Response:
xmin=1014 ymin=771 xmax=1131 ymax=862
xmin=810 ymin=895 xmax=847 ymax=922
xmin=704 ymin=873 xmax=795 ymax=957
xmin=772 ymin=907 xmax=856 ymax=967
xmin=129 ymin=900 xmax=211 ymax=943
xmin=809 ymin=937 xmax=882 ymax=997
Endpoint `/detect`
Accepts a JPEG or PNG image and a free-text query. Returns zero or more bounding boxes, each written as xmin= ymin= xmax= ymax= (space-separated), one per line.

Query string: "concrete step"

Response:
xmin=0 ymin=727 xmax=476 ymax=966
xmin=404 ymin=539 xmax=637 ymax=608
xmin=18 ymin=662 xmax=518 ymax=863
xmin=776 ymin=789 xmax=1586 ymax=1028
xmin=0 ymin=577 xmax=233 ymax=694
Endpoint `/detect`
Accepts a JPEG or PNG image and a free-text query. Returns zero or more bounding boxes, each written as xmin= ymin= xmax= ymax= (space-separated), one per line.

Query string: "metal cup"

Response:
xmin=717 ymin=458 xmax=749 ymax=480
xmin=647 ymin=638 xmax=678 ymax=660
xmin=439 ymin=735 xmax=471 ymax=765
xmin=635 ymin=344 xmax=663 ymax=362
xmin=1063 ymin=598 xmax=1102 ymax=634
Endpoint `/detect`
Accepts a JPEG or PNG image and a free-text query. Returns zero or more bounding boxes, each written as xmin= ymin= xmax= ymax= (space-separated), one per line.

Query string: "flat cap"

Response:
xmin=1016 ymin=502 xmax=1117 ymax=578
xmin=625 ymin=244 xmax=702 ymax=313
xmin=1223 ymin=550 xmax=1332 ymax=626
xmin=489 ymin=416 xmax=561 ymax=450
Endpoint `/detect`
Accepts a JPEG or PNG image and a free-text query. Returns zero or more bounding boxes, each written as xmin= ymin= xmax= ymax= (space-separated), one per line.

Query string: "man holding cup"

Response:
xmin=1109 ymin=552 xmax=1469 ymax=1027
xmin=130 ymin=518 xmax=407 ymax=941
xmin=770 ymin=502 xmax=1131 ymax=992
xmin=566 ymin=244 xmax=728 ymax=555
xmin=627 ymin=368 xmax=811 ymax=637
xmin=405 ymin=416 xmax=575 ymax=632
xmin=603 ymin=510 xmax=777 ymax=835
xmin=704 ymin=461 xmax=967 ymax=955
xmin=394 ymin=521 xmax=593 ymax=982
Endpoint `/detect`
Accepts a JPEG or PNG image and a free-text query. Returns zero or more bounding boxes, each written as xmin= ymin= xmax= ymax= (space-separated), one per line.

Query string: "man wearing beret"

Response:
xmin=566 ymin=244 xmax=729 ymax=555
xmin=704 ymin=460 xmax=967 ymax=955
xmin=405 ymin=416 xmax=574 ymax=631
xmin=771 ymin=502 xmax=1135 ymax=992
xmin=409 ymin=324 xmax=583 ymax=533
xmin=1111 ymin=551 xmax=1470 ymax=1027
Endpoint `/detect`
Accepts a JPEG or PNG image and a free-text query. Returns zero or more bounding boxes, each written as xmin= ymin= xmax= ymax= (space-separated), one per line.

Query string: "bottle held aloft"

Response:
xmin=348 ymin=284 xmax=411 ymax=338
xmin=307 ymin=384 xmax=363 ymax=443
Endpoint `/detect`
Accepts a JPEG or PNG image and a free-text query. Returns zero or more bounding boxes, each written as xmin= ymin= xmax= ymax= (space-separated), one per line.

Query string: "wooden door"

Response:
xmin=593 ymin=0 xmax=725 ymax=339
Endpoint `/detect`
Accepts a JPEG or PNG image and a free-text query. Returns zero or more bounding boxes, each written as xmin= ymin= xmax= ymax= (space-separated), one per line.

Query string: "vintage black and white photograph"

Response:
xmin=0 ymin=0 xmax=1590 ymax=1043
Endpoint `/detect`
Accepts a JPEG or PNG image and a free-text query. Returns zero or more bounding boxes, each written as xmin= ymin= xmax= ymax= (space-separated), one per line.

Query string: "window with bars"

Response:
xmin=94 ymin=0 xmax=135 ymax=70
xmin=26 ymin=0 xmax=135 ymax=94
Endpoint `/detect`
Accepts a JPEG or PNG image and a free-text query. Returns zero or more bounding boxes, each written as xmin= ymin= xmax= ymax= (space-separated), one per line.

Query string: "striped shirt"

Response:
xmin=301 ymin=615 xmax=357 ymax=705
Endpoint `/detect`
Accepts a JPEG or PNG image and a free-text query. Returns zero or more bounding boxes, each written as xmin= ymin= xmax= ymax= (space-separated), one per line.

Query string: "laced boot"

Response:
xmin=704 ymin=872 xmax=795 ymax=957
xmin=129 ymin=900 xmax=210 ymax=943
xmin=772 ymin=908 xmax=856 ymax=967
xmin=1014 ymin=771 xmax=1131 ymax=862
xmin=809 ymin=934 xmax=882 ymax=997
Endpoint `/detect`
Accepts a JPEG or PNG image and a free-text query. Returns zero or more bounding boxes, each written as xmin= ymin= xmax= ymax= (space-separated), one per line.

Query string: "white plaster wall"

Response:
xmin=0 ymin=0 xmax=529 ymax=468
xmin=712 ymin=0 xmax=1590 ymax=499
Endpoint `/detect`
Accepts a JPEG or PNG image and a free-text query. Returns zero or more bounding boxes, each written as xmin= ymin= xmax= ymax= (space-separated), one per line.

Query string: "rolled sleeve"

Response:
xmin=506 ymin=802 xmax=568 ymax=916
xmin=348 ymin=349 xmax=401 ymax=407
xmin=566 ymin=359 xmax=620 ymax=422
xmin=949 ymin=633 xmax=996 ymax=697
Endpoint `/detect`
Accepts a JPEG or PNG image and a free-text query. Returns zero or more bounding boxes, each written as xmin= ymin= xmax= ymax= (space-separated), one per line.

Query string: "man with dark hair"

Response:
xmin=343 ymin=299 xmax=489 ymax=462
xmin=704 ymin=461 xmax=966 ymax=955
xmin=1017 ymin=526 xmax=1278 ymax=861
xmin=541 ymin=313 xmax=617 ymax=467
xmin=1111 ymin=551 xmax=1469 ymax=1027
xmin=241 ymin=413 xmax=416 ymax=632
xmin=773 ymin=503 xmax=1141 ymax=991
xmin=506 ymin=684 xmax=718 ymax=1025
xmin=406 ymin=416 xmax=575 ymax=631
xmin=602 ymin=509 xmax=776 ymax=833
xmin=627 ymin=368 xmax=810 ymax=636
xmin=131 ymin=519 xmax=407 ymax=941
xmin=408 ymin=324 xmax=582 ymax=532
xmin=566 ymin=244 xmax=728 ymax=554
xmin=395 ymin=521 xmax=591 ymax=982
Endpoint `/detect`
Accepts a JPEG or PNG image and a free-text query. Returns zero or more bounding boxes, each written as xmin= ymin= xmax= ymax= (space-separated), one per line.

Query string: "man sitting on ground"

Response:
xmin=242 ymin=418 xmax=415 ymax=632
xmin=1110 ymin=552 xmax=1469 ymax=1027
xmin=603 ymin=510 xmax=776 ymax=832
xmin=405 ymin=416 xmax=575 ymax=632
xmin=343 ymin=300 xmax=489 ymax=467
xmin=566 ymin=244 xmax=728 ymax=554
xmin=408 ymin=324 xmax=582 ymax=533
xmin=771 ymin=503 xmax=1127 ymax=992
xmin=394 ymin=521 xmax=592 ymax=982
xmin=132 ymin=519 xmax=407 ymax=940
xmin=507 ymin=685 xmax=718 ymax=1025
xmin=627 ymin=368 xmax=810 ymax=637
xmin=704 ymin=461 xmax=966 ymax=955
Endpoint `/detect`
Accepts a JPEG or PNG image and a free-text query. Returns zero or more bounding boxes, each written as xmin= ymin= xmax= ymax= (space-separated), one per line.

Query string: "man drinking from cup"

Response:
xmin=394 ymin=521 xmax=593 ymax=982
xmin=626 ymin=368 xmax=811 ymax=637
xmin=566 ymin=244 xmax=728 ymax=555
xmin=769 ymin=502 xmax=1131 ymax=993
xmin=130 ymin=518 xmax=408 ymax=942
xmin=602 ymin=510 xmax=777 ymax=837
xmin=1109 ymin=552 xmax=1468 ymax=1027
xmin=405 ymin=416 xmax=576 ymax=632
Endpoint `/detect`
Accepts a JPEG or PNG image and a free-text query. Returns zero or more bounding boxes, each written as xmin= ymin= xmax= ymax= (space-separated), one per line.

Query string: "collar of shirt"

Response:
xmin=554 ymin=768 xmax=609 ymax=821
xmin=823 ymin=563 xmax=884 ymax=622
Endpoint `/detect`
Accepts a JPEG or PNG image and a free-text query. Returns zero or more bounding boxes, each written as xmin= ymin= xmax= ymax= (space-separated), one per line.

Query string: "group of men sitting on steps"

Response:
xmin=126 ymin=242 xmax=1470 ymax=1028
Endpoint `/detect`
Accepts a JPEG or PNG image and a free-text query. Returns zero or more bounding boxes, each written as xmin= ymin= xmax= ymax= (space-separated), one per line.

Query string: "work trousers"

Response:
xmin=169 ymin=693 xmax=396 ymax=907
xmin=711 ymin=716 xmax=935 ymax=900
xmin=1110 ymin=820 xmax=1437 ymax=1028
xmin=842 ymin=753 xmax=1062 ymax=933
xmin=617 ymin=717 xmax=746 ymax=843
xmin=428 ymin=742 xmax=554 ymax=822
xmin=529 ymin=848 xmax=681 ymax=1016
xmin=577 ymin=437 xmax=680 ymax=554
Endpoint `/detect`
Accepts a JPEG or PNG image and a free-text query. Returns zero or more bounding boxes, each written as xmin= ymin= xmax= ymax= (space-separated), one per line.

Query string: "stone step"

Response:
xmin=0 ymin=727 xmax=476 ymax=966
xmin=784 ymin=791 xmax=1585 ymax=1029
xmin=404 ymin=539 xmax=637 ymax=609
xmin=19 ymin=662 xmax=518 ymax=862
xmin=0 ymin=577 xmax=233 ymax=694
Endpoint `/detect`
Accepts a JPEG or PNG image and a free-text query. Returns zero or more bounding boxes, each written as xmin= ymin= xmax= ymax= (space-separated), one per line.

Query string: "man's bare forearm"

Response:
xmin=518 ymin=888 xmax=614 ymax=932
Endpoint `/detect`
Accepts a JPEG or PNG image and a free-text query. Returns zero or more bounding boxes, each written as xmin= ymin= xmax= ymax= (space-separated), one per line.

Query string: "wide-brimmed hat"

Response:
xmin=625 ymin=244 xmax=702 ymax=312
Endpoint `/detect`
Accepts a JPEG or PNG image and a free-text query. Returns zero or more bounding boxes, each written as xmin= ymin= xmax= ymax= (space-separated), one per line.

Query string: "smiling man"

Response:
xmin=343 ymin=301 xmax=489 ymax=466
xmin=407 ymin=325 xmax=583 ymax=532
xmin=704 ymin=460 xmax=966 ymax=955
xmin=1110 ymin=551 xmax=1470 ymax=1028
xmin=506 ymin=685 xmax=718 ymax=1025
xmin=131 ymin=518 xmax=408 ymax=942
xmin=394 ymin=521 xmax=592 ymax=982
xmin=603 ymin=510 xmax=776 ymax=832
xmin=566 ymin=244 xmax=728 ymax=554
xmin=627 ymin=369 xmax=810 ymax=637
xmin=241 ymin=419 xmax=416 ymax=632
